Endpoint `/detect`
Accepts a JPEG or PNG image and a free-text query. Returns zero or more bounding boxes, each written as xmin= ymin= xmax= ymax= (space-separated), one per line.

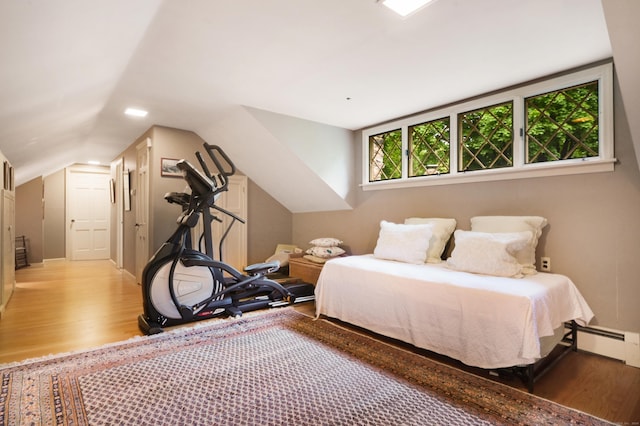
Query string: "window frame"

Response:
xmin=361 ymin=63 xmax=614 ymax=191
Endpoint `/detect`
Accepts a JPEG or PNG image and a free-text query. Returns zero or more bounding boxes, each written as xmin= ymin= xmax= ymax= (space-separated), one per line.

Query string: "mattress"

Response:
xmin=315 ymin=255 xmax=594 ymax=369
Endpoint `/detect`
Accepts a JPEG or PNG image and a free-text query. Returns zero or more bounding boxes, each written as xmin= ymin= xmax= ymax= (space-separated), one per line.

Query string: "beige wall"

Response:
xmin=43 ymin=170 xmax=65 ymax=259
xmin=292 ymin=74 xmax=640 ymax=334
xmin=113 ymin=126 xmax=205 ymax=274
xmin=246 ymin=179 xmax=293 ymax=264
xmin=15 ymin=176 xmax=44 ymax=264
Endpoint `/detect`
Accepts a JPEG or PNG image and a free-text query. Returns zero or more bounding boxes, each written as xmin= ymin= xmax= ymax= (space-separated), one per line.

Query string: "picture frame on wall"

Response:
xmin=161 ymin=158 xmax=182 ymax=177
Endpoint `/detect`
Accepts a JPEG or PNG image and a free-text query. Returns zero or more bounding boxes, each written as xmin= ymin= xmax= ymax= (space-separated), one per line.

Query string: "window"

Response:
xmin=409 ymin=117 xmax=450 ymax=176
xmin=458 ymin=102 xmax=513 ymax=172
xmin=368 ymin=129 xmax=402 ymax=182
xmin=362 ymin=63 xmax=614 ymax=190
xmin=525 ymin=81 xmax=599 ymax=164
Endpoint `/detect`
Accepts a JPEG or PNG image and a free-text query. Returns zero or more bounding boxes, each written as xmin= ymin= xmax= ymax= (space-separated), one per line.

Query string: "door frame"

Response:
xmin=113 ymin=157 xmax=124 ymax=269
xmin=135 ymin=138 xmax=151 ymax=283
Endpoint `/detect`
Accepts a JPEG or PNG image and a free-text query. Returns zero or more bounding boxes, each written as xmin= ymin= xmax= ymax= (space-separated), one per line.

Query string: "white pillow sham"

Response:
xmin=404 ymin=217 xmax=457 ymax=263
xmin=470 ymin=216 xmax=547 ymax=274
xmin=447 ymin=230 xmax=533 ymax=278
xmin=373 ymin=220 xmax=433 ymax=264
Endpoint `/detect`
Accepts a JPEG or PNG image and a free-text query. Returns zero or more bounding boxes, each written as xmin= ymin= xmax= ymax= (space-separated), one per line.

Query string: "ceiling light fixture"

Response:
xmin=88 ymin=160 xmax=101 ymax=165
xmin=124 ymin=107 xmax=148 ymax=117
xmin=380 ymin=0 xmax=434 ymax=17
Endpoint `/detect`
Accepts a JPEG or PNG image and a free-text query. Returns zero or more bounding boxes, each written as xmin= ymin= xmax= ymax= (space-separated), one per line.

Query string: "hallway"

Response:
xmin=0 ymin=260 xmax=141 ymax=364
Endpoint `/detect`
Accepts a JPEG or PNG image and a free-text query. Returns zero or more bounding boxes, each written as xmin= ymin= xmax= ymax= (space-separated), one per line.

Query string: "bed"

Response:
xmin=314 ymin=216 xmax=595 ymax=392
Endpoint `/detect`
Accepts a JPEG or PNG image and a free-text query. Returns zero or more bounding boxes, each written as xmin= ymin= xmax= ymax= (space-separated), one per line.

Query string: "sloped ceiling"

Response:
xmin=601 ymin=0 xmax=640 ymax=169
xmin=0 ymin=0 xmax=622 ymax=212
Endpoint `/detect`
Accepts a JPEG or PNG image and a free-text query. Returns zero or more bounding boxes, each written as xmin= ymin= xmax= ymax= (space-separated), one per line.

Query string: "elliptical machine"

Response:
xmin=138 ymin=143 xmax=314 ymax=335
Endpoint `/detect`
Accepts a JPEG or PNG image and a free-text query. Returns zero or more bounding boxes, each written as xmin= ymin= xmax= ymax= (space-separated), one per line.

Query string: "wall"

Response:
xmin=43 ymin=170 xmax=65 ymax=259
xmin=292 ymin=73 xmax=640 ymax=334
xmin=15 ymin=176 xmax=44 ymax=264
xmin=113 ymin=126 xmax=203 ymax=274
xmin=148 ymin=127 xmax=209 ymax=252
xmin=246 ymin=179 xmax=293 ymax=264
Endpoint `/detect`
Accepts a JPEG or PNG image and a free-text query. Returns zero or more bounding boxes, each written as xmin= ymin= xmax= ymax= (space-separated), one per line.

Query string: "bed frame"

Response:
xmin=315 ymin=255 xmax=594 ymax=394
xmin=506 ymin=321 xmax=578 ymax=392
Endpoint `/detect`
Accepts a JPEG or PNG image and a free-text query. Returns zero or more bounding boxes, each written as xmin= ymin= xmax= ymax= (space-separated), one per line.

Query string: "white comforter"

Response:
xmin=315 ymin=255 xmax=594 ymax=369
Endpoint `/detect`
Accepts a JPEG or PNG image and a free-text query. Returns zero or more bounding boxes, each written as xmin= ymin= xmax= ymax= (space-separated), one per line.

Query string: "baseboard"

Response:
xmin=121 ymin=268 xmax=136 ymax=282
xmin=576 ymin=325 xmax=640 ymax=368
xmin=21 ymin=261 xmax=44 ymax=268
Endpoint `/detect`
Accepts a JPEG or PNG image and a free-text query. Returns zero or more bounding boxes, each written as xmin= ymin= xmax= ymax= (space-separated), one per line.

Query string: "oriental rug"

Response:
xmin=0 ymin=308 xmax=612 ymax=425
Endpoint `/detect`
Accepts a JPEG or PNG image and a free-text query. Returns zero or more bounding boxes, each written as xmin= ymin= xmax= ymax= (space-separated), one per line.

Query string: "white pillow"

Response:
xmin=309 ymin=237 xmax=343 ymax=247
xmin=306 ymin=246 xmax=345 ymax=259
xmin=446 ymin=230 xmax=533 ymax=278
xmin=404 ymin=218 xmax=457 ymax=263
xmin=470 ymin=216 xmax=547 ymax=274
xmin=373 ymin=220 xmax=433 ymax=264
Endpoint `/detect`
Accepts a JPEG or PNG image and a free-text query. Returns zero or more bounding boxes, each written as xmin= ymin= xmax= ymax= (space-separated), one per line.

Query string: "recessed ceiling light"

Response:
xmin=124 ymin=107 xmax=148 ymax=117
xmin=380 ymin=0 xmax=434 ymax=17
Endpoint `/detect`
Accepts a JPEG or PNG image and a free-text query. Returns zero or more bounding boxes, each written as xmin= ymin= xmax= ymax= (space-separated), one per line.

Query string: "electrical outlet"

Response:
xmin=540 ymin=257 xmax=551 ymax=272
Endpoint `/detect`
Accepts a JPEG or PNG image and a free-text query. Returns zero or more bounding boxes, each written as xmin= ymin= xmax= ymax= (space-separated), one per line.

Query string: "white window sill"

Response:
xmin=361 ymin=158 xmax=616 ymax=191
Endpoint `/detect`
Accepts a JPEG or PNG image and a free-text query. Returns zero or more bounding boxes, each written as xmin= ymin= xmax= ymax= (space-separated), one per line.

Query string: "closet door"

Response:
xmin=212 ymin=175 xmax=247 ymax=271
xmin=0 ymin=189 xmax=15 ymax=315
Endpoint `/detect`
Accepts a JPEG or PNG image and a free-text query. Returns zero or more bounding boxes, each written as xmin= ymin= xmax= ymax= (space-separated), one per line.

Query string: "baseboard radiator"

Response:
xmin=573 ymin=323 xmax=640 ymax=368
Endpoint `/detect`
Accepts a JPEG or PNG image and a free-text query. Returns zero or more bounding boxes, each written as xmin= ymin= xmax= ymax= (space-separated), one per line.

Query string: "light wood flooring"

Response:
xmin=1 ymin=260 xmax=638 ymax=424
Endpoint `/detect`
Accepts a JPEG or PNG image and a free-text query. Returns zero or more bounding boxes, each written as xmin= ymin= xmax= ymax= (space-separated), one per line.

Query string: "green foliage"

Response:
xmin=409 ymin=118 xmax=450 ymax=176
xmin=369 ymin=129 xmax=402 ymax=181
xmin=526 ymin=82 xmax=599 ymax=163
xmin=459 ymin=102 xmax=513 ymax=171
xmin=368 ymin=81 xmax=600 ymax=181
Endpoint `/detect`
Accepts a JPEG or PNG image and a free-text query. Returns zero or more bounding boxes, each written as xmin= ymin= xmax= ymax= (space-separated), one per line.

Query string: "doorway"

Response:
xmin=65 ymin=165 xmax=111 ymax=260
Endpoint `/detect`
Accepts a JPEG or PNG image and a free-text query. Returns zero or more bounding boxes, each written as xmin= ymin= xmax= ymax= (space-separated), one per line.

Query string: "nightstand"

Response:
xmin=288 ymin=257 xmax=325 ymax=286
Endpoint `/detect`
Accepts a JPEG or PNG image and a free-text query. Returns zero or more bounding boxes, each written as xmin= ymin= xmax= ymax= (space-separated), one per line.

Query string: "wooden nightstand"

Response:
xmin=288 ymin=256 xmax=324 ymax=286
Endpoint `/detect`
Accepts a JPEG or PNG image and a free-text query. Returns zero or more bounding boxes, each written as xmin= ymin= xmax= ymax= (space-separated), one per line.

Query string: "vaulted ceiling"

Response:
xmin=2 ymin=0 xmax=636 ymax=212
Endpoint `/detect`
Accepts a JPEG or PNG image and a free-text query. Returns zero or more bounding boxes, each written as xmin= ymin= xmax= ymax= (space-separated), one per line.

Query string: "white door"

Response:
xmin=66 ymin=167 xmax=110 ymax=260
xmin=213 ymin=175 xmax=247 ymax=271
xmin=135 ymin=139 xmax=151 ymax=283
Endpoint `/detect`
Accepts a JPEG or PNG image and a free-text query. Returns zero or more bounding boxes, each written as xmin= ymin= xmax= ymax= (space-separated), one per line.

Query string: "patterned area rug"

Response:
xmin=0 ymin=308 xmax=612 ymax=425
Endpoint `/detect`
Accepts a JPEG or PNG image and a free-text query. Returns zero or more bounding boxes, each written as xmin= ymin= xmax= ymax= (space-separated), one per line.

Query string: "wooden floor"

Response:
xmin=1 ymin=260 xmax=639 ymax=424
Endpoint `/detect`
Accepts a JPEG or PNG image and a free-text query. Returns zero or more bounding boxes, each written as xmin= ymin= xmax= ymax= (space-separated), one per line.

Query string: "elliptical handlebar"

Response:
xmin=203 ymin=142 xmax=236 ymax=178
xmin=195 ymin=143 xmax=236 ymax=196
